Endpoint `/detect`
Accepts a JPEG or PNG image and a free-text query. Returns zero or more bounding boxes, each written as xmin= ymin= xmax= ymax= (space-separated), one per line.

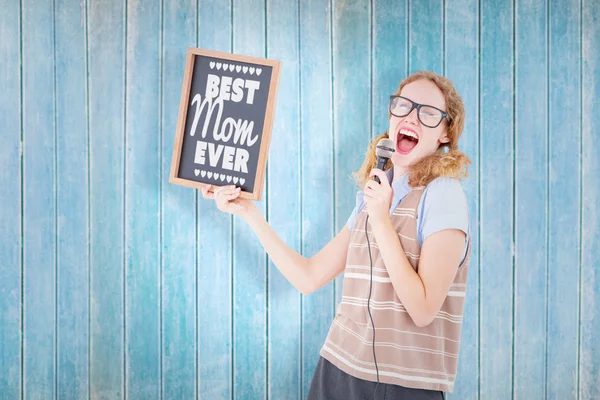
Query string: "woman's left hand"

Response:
xmin=364 ymin=169 xmax=393 ymax=225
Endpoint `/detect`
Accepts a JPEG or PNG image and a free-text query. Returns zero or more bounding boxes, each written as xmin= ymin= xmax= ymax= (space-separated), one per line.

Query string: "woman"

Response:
xmin=202 ymin=71 xmax=471 ymax=400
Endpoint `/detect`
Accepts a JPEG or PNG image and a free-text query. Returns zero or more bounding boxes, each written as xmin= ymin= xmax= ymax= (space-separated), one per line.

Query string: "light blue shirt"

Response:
xmin=345 ymin=168 xmax=470 ymax=263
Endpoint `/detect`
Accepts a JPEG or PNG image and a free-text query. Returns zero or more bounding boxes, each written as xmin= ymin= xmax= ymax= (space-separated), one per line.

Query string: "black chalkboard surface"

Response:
xmin=170 ymin=47 xmax=281 ymax=201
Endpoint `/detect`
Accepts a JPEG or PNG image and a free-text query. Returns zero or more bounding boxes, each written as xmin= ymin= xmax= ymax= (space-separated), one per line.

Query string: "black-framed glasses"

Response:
xmin=389 ymin=95 xmax=450 ymax=128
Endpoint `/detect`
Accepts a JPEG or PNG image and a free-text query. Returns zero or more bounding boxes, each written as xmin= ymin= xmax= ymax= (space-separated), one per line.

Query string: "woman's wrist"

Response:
xmin=240 ymin=201 xmax=261 ymax=224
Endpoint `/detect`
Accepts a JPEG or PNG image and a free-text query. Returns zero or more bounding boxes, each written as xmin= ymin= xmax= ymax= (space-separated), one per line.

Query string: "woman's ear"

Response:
xmin=439 ymin=132 xmax=450 ymax=144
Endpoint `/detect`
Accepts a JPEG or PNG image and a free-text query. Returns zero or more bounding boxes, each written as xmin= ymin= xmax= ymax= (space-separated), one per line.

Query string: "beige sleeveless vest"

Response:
xmin=320 ymin=187 xmax=471 ymax=392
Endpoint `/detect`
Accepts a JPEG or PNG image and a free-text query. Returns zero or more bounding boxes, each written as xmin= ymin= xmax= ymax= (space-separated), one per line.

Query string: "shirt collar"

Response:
xmin=387 ymin=168 xmax=412 ymax=207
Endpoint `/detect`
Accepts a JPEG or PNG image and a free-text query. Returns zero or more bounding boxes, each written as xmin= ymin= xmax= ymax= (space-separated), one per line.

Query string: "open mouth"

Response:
xmin=396 ymin=128 xmax=419 ymax=154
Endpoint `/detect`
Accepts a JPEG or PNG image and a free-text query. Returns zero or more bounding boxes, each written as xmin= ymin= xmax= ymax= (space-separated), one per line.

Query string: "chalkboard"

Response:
xmin=169 ymin=47 xmax=282 ymax=201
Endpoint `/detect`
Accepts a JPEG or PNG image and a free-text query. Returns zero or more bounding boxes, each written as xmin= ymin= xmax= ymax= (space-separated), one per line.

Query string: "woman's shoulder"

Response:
xmin=417 ymin=176 xmax=470 ymax=242
xmin=419 ymin=176 xmax=468 ymax=208
xmin=423 ymin=176 xmax=467 ymax=194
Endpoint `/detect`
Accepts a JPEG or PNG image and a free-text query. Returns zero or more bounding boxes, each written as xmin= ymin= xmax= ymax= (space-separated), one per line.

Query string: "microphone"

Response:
xmin=373 ymin=138 xmax=395 ymax=184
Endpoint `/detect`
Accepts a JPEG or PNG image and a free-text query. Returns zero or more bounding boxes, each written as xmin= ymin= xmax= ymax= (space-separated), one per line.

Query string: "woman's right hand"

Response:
xmin=201 ymin=184 xmax=255 ymax=217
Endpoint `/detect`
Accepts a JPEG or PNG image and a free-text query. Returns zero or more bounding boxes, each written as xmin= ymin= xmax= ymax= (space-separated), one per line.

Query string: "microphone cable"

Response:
xmin=365 ymin=214 xmax=381 ymax=399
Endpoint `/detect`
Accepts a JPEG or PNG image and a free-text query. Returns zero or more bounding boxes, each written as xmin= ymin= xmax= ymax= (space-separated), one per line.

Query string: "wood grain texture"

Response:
xmin=514 ymin=0 xmax=548 ymax=397
xmin=55 ymin=0 xmax=89 ymax=398
xmin=197 ymin=0 xmax=233 ymax=398
xmin=0 ymin=0 xmax=22 ymax=398
xmin=332 ymin=0 xmax=371 ymax=307
xmin=409 ymin=0 xmax=443 ymax=74
xmin=124 ymin=0 xmax=161 ymax=397
xmin=232 ymin=0 xmax=268 ymax=397
xmin=479 ymin=0 xmax=515 ymax=398
xmin=2 ymin=1 xmax=600 ymax=399
xmin=88 ymin=0 xmax=126 ymax=398
xmin=580 ymin=0 xmax=600 ymax=398
xmin=444 ymin=0 xmax=479 ymax=398
xmin=547 ymin=0 xmax=581 ymax=398
xmin=373 ymin=0 xmax=407 ymax=136
xmin=299 ymin=0 xmax=335 ymax=396
xmin=266 ymin=0 xmax=302 ymax=398
xmin=22 ymin=0 xmax=56 ymax=397
xmin=161 ymin=0 xmax=197 ymax=398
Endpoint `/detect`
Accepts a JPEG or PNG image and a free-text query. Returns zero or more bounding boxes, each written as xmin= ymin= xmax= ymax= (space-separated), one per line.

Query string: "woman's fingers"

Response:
xmin=223 ymin=191 xmax=241 ymax=201
xmin=202 ymin=184 xmax=215 ymax=199
xmin=214 ymin=185 xmax=237 ymax=195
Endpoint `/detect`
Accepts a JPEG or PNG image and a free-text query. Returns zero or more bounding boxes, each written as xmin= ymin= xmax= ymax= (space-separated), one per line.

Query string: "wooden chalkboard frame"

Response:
xmin=169 ymin=47 xmax=282 ymax=201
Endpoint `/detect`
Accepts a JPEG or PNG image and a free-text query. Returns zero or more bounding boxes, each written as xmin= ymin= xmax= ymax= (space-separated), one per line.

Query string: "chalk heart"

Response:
xmin=226 ymin=175 xmax=232 ymax=183
xmin=233 ymin=177 xmax=239 ymax=184
xmin=240 ymin=178 xmax=246 ymax=185
xmin=194 ymin=169 xmax=200 ymax=176
xmin=229 ymin=64 xmax=235 ymax=72
xmin=220 ymin=174 xmax=226 ymax=181
xmin=235 ymin=65 xmax=241 ymax=73
xmin=249 ymin=67 xmax=255 ymax=75
xmin=256 ymin=68 xmax=262 ymax=76
xmin=209 ymin=61 xmax=215 ymax=69
xmin=207 ymin=171 xmax=213 ymax=179
xmin=242 ymin=66 xmax=248 ymax=73
xmin=201 ymin=170 xmax=206 ymax=178
xmin=216 ymin=62 xmax=222 ymax=70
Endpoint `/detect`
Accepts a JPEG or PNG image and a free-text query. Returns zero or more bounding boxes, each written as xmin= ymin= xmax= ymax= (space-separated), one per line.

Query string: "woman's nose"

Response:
xmin=403 ymin=107 xmax=419 ymax=124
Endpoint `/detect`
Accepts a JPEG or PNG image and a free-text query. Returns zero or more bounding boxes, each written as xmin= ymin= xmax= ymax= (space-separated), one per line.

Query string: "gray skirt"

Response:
xmin=307 ymin=357 xmax=445 ymax=400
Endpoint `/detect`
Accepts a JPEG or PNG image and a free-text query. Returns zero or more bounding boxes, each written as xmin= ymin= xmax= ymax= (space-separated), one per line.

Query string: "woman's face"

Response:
xmin=388 ymin=79 xmax=450 ymax=169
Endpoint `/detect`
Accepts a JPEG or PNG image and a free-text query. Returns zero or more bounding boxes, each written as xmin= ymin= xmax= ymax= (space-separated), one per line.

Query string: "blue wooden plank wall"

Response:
xmin=0 ymin=0 xmax=598 ymax=399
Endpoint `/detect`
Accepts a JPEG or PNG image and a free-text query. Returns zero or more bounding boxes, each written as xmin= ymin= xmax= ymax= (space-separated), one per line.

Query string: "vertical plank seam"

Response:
xmin=544 ymin=0 xmax=550 ymax=397
xmin=84 ymin=0 xmax=91 ymax=397
xmin=407 ymin=0 xmax=411 ymax=73
xmin=20 ymin=0 xmax=25 ymax=395
xmin=442 ymin=0 xmax=446 ymax=76
xmin=329 ymin=0 xmax=336 ymax=316
xmin=52 ymin=0 xmax=59 ymax=399
xmin=158 ymin=0 xmax=164 ymax=397
xmin=511 ymin=0 xmax=517 ymax=398
xmin=297 ymin=0 xmax=304 ymax=397
xmin=19 ymin=0 xmax=25 ymax=394
xmin=122 ymin=0 xmax=128 ymax=397
xmin=53 ymin=0 xmax=58 ymax=395
xmin=477 ymin=0 xmax=482 ymax=398
xmin=230 ymin=2 xmax=235 ymax=399
xmin=369 ymin=0 xmax=373 ymax=144
xmin=576 ymin=0 xmax=583 ymax=398
xmin=264 ymin=1 xmax=269 ymax=399
xmin=195 ymin=1 xmax=200 ymax=398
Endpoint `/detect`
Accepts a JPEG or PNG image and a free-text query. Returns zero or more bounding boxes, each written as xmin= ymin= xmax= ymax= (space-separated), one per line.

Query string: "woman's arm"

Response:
xmin=364 ymin=169 xmax=467 ymax=327
xmin=243 ymin=206 xmax=350 ymax=295
xmin=203 ymin=184 xmax=350 ymax=295
xmin=369 ymin=217 xmax=465 ymax=327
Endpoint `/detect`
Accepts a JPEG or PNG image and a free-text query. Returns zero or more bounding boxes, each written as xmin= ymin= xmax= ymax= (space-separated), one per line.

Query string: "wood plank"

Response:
xmin=266 ymin=0 xmax=302 ymax=398
xmin=332 ymin=0 xmax=370 ymax=307
xmin=88 ymin=0 xmax=126 ymax=397
xmin=479 ymin=0 xmax=514 ymax=398
xmin=0 ymin=0 xmax=22 ymax=397
xmin=197 ymin=0 xmax=234 ymax=398
xmin=409 ymin=0 xmax=443 ymax=74
xmin=231 ymin=0 xmax=267 ymax=397
xmin=124 ymin=0 xmax=161 ymax=398
xmin=444 ymin=0 xmax=479 ymax=397
xmin=161 ymin=0 xmax=197 ymax=398
xmin=373 ymin=0 xmax=407 ymax=135
xmin=55 ymin=0 xmax=89 ymax=398
xmin=547 ymin=0 xmax=581 ymax=398
xmin=22 ymin=0 xmax=56 ymax=397
xmin=580 ymin=0 xmax=600 ymax=398
xmin=514 ymin=0 xmax=548 ymax=397
xmin=299 ymin=0 xmax=335 ymax=396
